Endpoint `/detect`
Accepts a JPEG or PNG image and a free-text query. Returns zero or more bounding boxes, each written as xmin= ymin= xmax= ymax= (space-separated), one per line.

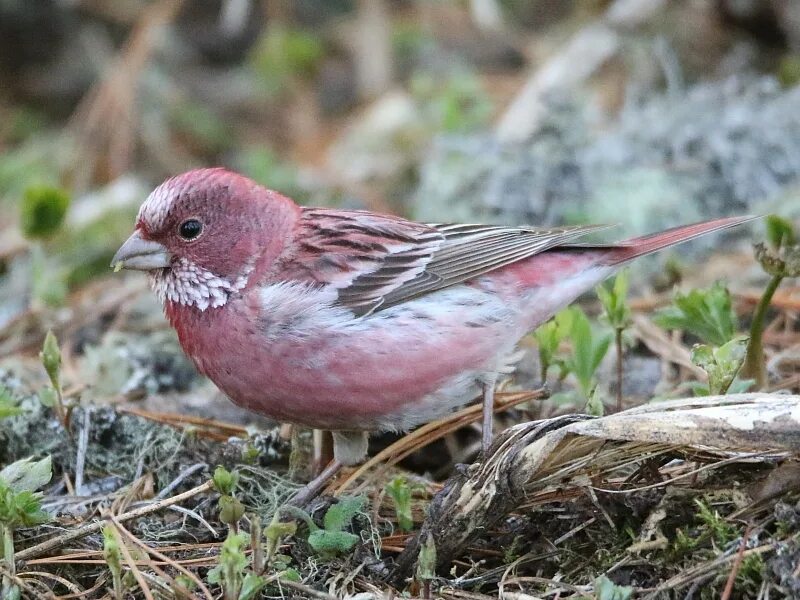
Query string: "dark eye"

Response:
xmin=178 ymin=219 xmax=203 ymax=240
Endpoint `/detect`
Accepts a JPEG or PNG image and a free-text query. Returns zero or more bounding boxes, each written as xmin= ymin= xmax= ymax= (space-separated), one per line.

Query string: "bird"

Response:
xmin=111 ymin=167 xmax=753 ymax=502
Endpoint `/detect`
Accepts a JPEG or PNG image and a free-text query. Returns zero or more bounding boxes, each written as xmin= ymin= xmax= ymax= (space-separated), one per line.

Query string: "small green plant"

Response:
xmin=597 ymin=270 xmax=633 ymax=411
xmin=690 ymin=336 xmax=750 ymax=395
xmin=39 ymin=330 xmax=67 ymax=426
xmin=281 ymin=496 xmax=366 ymax=559
xmin=264 ymin=512 xmax=297 ymax=566
xmin=594 ymin=575 xmax=632 ymax=600
xmin=212 ymin=467 xmax=245 ymax=533
xmin=384 ymin=476 xmax=418 ymax=532
xmin=0 ymin=456 xmax=52 ymax=599
xmin=19 ymin=184 xmax=70 ymax=240
xmin=416 ymin=532 xmax=436 ymax=600
xmin=0 ymin=387 xmax=22 ymax=420
xmin=742 ymin=215 xmax=800 ymax=388
xmin=532 ymin=319 xmax=564 ymax=384
xmin=207 ymin=531 xmax=265 ymax=600
xmin=561 ymin=306 xmax=612 ymax=408
xmin=102 ymin=525 xmax=124 ymax=600
xmin=694 ymin=499 xmax=737 ymax=547
xmin=653 ymin=282 xmax=737 ymax=346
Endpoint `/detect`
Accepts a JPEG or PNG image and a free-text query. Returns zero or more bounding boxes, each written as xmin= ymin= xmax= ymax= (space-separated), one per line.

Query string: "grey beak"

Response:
xmin=111 ymin=230 xmax=171 ymax=271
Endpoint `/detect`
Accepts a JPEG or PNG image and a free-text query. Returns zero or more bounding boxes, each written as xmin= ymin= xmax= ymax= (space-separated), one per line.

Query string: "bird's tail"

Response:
xmin=603 ymin=215 xmax=758 ymax=265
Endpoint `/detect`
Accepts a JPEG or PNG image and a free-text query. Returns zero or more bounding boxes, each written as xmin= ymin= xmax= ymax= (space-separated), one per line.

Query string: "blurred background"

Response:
xmin=1 ymin=0 xmax=799 ymax=418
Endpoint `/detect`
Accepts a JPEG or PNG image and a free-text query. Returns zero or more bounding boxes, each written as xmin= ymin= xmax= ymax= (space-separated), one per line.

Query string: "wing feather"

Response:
xmin=287 ymin=208 xmax=610 ymax=315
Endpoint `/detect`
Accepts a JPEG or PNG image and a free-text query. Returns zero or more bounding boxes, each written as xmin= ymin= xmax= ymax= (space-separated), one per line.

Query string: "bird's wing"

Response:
xmin=287 ymin=208 xmax=610 ymax=316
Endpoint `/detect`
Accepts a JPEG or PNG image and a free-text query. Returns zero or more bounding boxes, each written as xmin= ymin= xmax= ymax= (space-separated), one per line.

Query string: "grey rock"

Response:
xmin=414 ymin=77 xmax=800 ymax=244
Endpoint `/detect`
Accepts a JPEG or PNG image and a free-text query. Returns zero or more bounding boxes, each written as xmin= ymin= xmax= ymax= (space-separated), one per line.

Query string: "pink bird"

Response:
xmin=112 ymin=168 xmax=752 ymax=501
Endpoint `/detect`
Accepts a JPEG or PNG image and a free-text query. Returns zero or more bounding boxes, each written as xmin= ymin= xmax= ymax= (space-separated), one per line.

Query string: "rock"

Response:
xmin=414 ymin=77 xmax=800 ymax=249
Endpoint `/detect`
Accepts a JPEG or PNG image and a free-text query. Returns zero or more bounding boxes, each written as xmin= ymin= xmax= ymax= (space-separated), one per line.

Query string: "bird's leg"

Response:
xmin=287 ymin=459 xmax=343 ymax=507
xmin=312 ymin=429 xmax=334 ymax=476
xmin=286 ymin=431 xmax=368 ymax=507
xmin=481 ymin=375 xmax=498 ymax=455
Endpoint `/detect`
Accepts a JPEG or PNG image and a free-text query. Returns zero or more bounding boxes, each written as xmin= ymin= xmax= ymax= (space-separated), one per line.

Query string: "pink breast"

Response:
xmin=168 ymin=292 xmax=516 ymax=430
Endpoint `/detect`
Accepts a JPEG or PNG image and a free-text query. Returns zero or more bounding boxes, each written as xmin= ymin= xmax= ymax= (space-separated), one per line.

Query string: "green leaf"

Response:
xmin=307 ymin=529 xmax=359 ymax=557
xmin=323 ymin=496 xmax=365 ymax=532
xmin=102 ymin=525 xmax=122 ymax=573
xmin=218 ymin=495 xmax=245 ymax=526
xmin=0 ymin=388 xmax=22 ymax=420
xmin=384 ymin=477 xmax=415 ymax=532
xmin=416 ymin=532 xmax=437 ymax=583
xmin=597 ymin=269 xmax=632 ymax=330
xmin=280 ymin=568 xmax=301 ymax=582
xmin=765 ymin=215 xmax=795 ymax=251
xmin=239 ymin=574 xmax=266 ymax=600
xmin=653 ymin=283 xmax=737 ymax=346
xmin=212 ymin=466 xmax=239 ymax=496
xmin=585 ymin=389 xmax=605 ymax=417
xmin=207 ymin=531 xmax=249 ymax=586
xmin=37 ymin=387 xmax=56 ymax=408
xmin=563 ymin=307 xmax=612 ymax=397
xmin=20 ymin=184 xmax=70 ymax=239
xmin=595 ymin=575 xmax=633 ymax=600
xmin=40 ymin=331 xmax=61 ymax=388
xmin=690 ymin=336 xmax=749 ymax=395
xmin=0 ymin=487 xmax=50 ymax=527
xmin=264 ymin=519 xmax=297 ymax=541
xmin=0 ymin=456 xmax=52 ymax=493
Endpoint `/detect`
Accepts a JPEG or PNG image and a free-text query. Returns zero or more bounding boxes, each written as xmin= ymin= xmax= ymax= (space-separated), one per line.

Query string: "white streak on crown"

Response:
xmin=138 ymin=180 xmax=176 ymax=231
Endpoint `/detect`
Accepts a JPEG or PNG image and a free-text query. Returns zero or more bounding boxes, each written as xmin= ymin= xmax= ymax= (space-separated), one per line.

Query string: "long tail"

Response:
xmin=604 ymin=215 xmax=759 ymax=265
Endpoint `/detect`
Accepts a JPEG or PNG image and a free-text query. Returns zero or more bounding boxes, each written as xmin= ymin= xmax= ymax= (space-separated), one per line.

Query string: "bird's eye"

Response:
xmin=178 ymin=219 xmax=203 ymax=241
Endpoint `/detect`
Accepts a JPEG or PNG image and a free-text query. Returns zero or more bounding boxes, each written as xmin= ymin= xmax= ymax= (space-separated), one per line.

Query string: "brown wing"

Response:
xmin=289 ymin=208 xmax=610 ymax=316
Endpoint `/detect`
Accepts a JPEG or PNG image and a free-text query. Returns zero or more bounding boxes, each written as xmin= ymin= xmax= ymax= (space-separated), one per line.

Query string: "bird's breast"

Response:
xmin=167 ymin=282 xmax=522 ymax=430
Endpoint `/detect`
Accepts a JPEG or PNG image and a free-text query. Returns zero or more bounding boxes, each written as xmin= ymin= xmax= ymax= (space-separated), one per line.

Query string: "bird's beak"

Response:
xmin=111 ymin=230 xmax=171 ymax=272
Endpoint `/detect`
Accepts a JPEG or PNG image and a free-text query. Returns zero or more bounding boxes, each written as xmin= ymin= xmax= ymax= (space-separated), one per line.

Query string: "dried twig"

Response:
xmin=15 ymin=480 xmax=214 ymax=563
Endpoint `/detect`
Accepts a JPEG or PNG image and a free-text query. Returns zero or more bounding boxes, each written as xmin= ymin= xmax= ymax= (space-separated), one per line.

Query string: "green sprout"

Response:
xmin=384 ymin=476 xmax=419 ymax=532
xmin=532 ymin=319 xmax=564 ymax=384
xmin=0 ymin=456 xmax=52 ymax=599
xmin=207 ymin=531 xmax=265 ymax=600
xmin=596 ymin=269 xmax=633 ymax=412
xmin=653 ymin=282 xmax=737 ymax=346
xmin=560 ymin=306 xmax=612 ymax=411
xmin=416 ymin=532 xmax=437 ymax=600
xmin=690 ymin=336 xmax=750 ymax=396
xmin=39 ymin=331 xmax=67 ymax=426
xmin=0 ymin=388 xmax=22 ymax=421
xmin=694 ymin=499 xmax=737 ymax=547
xmin=102 ymin=526 xmax=124 ymax=600
xmin=264 ymin=512 xmax=297 ymax=567
xmin=213 ymin=467 xmax=244 ymax=533
xmin=742 ymin=215 xmax=800 ymax=388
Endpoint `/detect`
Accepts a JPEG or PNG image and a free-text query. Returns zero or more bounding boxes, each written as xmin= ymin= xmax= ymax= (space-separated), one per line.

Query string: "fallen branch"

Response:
xmin=391 ymin=394 xmax=800 ymax=582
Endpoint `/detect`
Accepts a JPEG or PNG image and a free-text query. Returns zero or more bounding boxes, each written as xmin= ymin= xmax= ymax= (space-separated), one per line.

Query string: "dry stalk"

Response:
xmin=15 ymin=480 xmax=214 ymax=563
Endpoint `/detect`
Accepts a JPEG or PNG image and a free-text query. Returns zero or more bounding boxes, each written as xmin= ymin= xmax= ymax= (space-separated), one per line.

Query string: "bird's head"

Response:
xmin=112 ymin=168 xmax=300 ymax=310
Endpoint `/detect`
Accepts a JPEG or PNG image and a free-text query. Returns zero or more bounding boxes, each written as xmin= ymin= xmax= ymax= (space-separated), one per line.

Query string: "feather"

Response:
xmin=287 ymin=208 xmax=611 ymax=316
